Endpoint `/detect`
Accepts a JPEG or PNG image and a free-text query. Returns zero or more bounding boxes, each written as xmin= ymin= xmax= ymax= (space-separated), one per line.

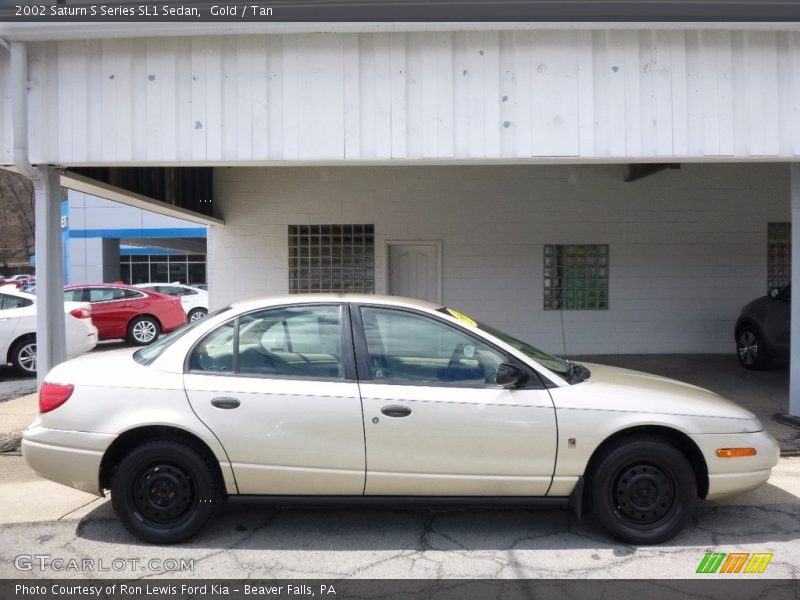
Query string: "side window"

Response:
xmin=88 ymin=288 xmax=116 ymax=302
xmin=64 ymin=289 xmax=86 ymax=302
xmin=189 ymin=305 xmax=345 ymax=380
xmin=0 ymin=293 xmax=32 ymax=310
xmin=120 ymin=288 xmax=144 ymax=299
xmin=359 ymin=307 xmax=506 ymax=386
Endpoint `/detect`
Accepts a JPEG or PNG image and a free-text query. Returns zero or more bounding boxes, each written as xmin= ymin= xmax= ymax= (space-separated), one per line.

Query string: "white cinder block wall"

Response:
xmin=210 ymin=163 xmax=789 ymax=355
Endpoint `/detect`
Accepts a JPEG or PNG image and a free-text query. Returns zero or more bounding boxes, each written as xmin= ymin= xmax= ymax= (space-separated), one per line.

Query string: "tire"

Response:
xmin=110 ymin=440 xmax=222 ymax=544
xmin=588 ymin=436 xmax=697 ymax=545
xmin=187 ymin=308 xmax=208 ymax=323
xmin=736 ymin=325 xmax=770 ymax=370
xmin=127 ymin=315 xmax=161 ymax=345
xmin=10 ymin=336 xmax=37 ymax=375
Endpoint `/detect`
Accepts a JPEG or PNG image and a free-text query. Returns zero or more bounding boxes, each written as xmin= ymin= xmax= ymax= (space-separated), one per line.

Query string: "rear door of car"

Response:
xmin=0 ymin=293 xmax=30 ymax=356
xmin=183 ymin=303 xmax=367 ymax=495
xmin=351 ymin=304 xmax=558 ymax=497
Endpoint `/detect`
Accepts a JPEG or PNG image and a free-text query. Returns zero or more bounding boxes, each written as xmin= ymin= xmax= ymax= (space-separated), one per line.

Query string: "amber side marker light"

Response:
xmin=716 ymin=448 xmax=757 ymax=458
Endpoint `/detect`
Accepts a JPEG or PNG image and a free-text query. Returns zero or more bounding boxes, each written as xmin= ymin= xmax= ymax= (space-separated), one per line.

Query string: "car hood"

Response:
xmin=576 ymin=362 xmax=757 ymax=420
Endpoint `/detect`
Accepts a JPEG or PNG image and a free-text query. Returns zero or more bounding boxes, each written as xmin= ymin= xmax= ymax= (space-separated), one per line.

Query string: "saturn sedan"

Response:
xmin=23 ymin=295 xmax=778 ymax=545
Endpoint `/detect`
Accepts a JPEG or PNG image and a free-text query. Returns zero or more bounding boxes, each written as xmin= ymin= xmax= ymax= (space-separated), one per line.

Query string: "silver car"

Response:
xmin=23 ymin=295 xmax=778 ymax=545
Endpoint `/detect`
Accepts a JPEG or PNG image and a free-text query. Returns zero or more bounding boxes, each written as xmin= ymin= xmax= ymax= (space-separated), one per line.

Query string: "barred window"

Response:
xmin=289 ymin=224 xmax=375 ymax=294
xmin=544 ymin=244 xmax=609 ymax=310
xmin=767 ymin=222 xmax=790 ymax=291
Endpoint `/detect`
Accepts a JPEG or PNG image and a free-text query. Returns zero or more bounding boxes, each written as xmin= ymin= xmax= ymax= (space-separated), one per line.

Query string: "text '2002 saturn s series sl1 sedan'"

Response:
xmin=23 ymin=295 xmax=778 ymax=545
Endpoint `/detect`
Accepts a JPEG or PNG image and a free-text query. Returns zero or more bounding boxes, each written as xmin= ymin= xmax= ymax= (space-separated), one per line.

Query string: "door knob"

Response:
xmin=380 ymin=405 xmax=412 ymax=418
xmin=211 ymin=397 xmax=240 ymax=409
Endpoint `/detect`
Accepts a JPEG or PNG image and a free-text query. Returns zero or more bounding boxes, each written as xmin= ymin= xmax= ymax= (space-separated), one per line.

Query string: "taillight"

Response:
xmin=39 ymin=383 xmax=74 ymax=414
xmin=69 ymin=307 xmax=91 ymax=319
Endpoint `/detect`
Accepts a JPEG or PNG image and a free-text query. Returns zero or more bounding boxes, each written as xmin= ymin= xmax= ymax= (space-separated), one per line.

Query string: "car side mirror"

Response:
xmin=495 ymin=363 xmax=527 ymax=388
xmin=769 ymin=287 xmax=781 ymax=299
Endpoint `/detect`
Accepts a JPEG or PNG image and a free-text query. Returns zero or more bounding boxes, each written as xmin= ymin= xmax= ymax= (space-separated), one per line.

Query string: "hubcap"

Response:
xmin=132 ymin=320 xmax=157 ymax=343
xmin=17 ymin=343 xmax=37 ymax=373
xmin=612 ymin=463 xmax=675 ymax=527
xmin=738 ymin=331 xmax=758 ymax=365
xmin=189 ymin=310 xmax=207 ymax=322
xmin=132 ymin=463 xmax=195 ymax=526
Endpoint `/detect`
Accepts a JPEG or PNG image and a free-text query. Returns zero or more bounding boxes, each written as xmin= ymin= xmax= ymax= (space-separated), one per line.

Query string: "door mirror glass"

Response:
xmin=495 ymin=363 xmax=527 ymax=388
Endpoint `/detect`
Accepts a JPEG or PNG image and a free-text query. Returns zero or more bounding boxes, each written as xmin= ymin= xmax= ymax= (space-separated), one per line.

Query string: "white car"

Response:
xmin=135 ymin=282 xmax=208 ymax=322
xmin=23 ymin=295 xmax=778 ymax=545
xmin=0 ymin=287 xmax=98 ymax=374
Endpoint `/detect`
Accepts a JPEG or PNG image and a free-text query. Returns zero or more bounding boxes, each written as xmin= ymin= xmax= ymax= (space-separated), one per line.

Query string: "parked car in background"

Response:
xmin=135 ymin=282 xmax=208 ymax=322
xmin=735 ymin=284 xmax=790 ymax=370
xmin=25 ymin=294 xmax=778 ymax=545
xmin=0 ymin=287 xmax=97 ymax=374
xmin=64 ymin=283 xmax=186 ymax=345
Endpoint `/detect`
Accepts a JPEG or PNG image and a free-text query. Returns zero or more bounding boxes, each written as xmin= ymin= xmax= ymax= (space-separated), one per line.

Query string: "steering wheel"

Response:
xmin=447 ymin=343 xmax=464 ymax=370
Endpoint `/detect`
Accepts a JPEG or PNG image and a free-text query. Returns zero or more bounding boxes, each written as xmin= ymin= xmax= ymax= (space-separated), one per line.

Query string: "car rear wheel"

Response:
xmin=127 ymin=316 xmax=161 ymax=345
xmin=187 ymin=308 xmax=208 ymax=322
xmin=736 ymin=326 xmax=770 ymax=370
xmin=110 ymin=440 xmax=221 ymax=544
xmin=10 ymin=336 xmax=37 ymax=375
xmin=588 ymin=436 xmax=697 ymax=545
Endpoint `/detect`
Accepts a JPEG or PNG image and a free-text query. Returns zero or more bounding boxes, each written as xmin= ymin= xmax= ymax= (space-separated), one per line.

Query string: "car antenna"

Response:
xmin=560 ymin=302 xmax=569 ymax=361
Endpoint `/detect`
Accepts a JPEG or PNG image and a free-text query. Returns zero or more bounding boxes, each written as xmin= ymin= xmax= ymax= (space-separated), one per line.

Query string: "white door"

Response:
xmin=0 ymin=293 xmax=29 ymax=361
xmin=184 ymin=304 xmax=366 ymax=495
xmin=388 ymin=243 xmax=440 ymax=304
xmin=355 ymin=306 xmax=557 ymax=496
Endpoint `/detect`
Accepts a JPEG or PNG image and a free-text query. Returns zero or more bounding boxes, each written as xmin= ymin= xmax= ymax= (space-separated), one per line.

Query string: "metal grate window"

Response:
xmin=544 ymin=244 xmax=609 ymax=310
xmin=289 ymin=224 xmax=375 ymax=294
xmin=767 ymin=222 xmax=791 ymax=291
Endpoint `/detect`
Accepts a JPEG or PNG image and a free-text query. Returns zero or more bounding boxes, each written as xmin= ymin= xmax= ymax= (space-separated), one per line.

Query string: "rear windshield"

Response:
xmin=134 ymin=306 xmax=233 ymax=366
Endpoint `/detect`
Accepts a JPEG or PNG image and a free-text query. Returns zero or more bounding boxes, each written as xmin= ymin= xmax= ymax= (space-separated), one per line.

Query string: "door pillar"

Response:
xmin=34 ymin=166 xmax=67 ymax=386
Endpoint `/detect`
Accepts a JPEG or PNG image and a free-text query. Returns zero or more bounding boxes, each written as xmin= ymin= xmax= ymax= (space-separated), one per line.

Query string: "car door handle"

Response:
xmin=381 ymin=405 xmax=412 ymax=418
xmin=211 ymin=397 xmax=240 ymax=409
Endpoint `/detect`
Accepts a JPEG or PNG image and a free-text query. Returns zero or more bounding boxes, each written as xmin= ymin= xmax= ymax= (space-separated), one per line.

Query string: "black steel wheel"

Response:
xmin=111 ymin=440 xmax=221 ymax=544
xmin=736 ymin=326 xmax=770 ymax=370
xmin=588 ymin=436 xmax=697 ymax=545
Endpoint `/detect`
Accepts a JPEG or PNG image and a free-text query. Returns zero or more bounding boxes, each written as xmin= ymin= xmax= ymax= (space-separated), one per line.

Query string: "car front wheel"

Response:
xmin=127 ymin=316 xmax=161 ymax=345
xmin=736 ymin=326 xmax=770 ymax=370
xmin=588 ymin=436 xmax=697 ymax=545
xmin=110 ymin=440 xmax=221 ymax=544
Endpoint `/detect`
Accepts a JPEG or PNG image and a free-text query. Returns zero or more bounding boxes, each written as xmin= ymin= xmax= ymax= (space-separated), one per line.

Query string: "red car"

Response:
xmin=64 ymin=283 xmax=186 ymax=345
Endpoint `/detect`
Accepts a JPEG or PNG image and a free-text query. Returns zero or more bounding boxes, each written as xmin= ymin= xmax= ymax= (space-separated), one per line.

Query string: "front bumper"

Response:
xmin=22 ymin=422 xmax=115 ymax=496
xmin=693 ymin=429 xmax=780 ymax=499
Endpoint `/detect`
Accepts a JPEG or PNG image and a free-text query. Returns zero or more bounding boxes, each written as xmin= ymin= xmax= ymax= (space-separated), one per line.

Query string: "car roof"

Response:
xmin=229 ymin=293 xmax=445 ymax=313
xmin=66 ymin=282 xmax=139 ymax=289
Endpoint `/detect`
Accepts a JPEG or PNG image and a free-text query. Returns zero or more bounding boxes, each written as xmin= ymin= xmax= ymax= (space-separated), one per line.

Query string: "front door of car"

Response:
xmin=352 ymin=305 xmax=557 ymax=496
xmin=183 ymin=304 xmax=367 ymax=495
xmin=0 ymin=293 xmax=27 ymax=354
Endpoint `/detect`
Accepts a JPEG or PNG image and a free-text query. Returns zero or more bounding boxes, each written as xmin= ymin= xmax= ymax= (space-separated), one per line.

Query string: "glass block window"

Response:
xmin=289 ymin=224 xmax=375 ymax=294
xmin=544 ymin=244 xmax=609 ymax=310
xmin=767 ymin=222 xmax=791 ymax=291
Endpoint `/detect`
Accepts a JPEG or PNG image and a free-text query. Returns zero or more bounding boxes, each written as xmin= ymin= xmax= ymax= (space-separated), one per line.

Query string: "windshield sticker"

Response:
xmin=446 ymin=308 xmax=477 ymax=328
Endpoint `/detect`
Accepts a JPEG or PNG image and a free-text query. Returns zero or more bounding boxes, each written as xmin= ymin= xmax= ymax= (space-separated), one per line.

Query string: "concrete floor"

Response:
xmin=575 ymin=354 xmax=800 ymax=454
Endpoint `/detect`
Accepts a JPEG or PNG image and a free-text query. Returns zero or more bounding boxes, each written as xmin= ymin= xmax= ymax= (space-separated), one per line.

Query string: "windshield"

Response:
xmin=134 ymin=306 xmax=233 ymax=366
xmin=438 ymin=307 xmax=589 ymax=383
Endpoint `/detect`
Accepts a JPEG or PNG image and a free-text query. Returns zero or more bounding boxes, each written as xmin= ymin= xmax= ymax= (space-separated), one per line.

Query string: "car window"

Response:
xmin=359 ymin=307 xmax=506 ymax=386
xmin=189 ymin=305 xmax=345 ymax=380
xmin=0 ymin=293 xmax=32 ymax=310
xmin=64 ymin=289 xmax=86 ymax=302
xmin=87 ymin=287 xmax=140 ymax=302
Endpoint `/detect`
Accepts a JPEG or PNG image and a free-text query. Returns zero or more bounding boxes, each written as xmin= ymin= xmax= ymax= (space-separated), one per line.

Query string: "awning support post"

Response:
xmin=34 ymin=166 xmax=67 ymax=386
xmin=790 ymin=163 xmax=800 ymax=417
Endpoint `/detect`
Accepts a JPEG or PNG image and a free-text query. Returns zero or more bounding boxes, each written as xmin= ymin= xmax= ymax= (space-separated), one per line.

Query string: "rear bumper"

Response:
xmin=67 ymin=328 xmax=98 ymax=358
xmin=22 ymin=422 xmax=114 ymax=496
